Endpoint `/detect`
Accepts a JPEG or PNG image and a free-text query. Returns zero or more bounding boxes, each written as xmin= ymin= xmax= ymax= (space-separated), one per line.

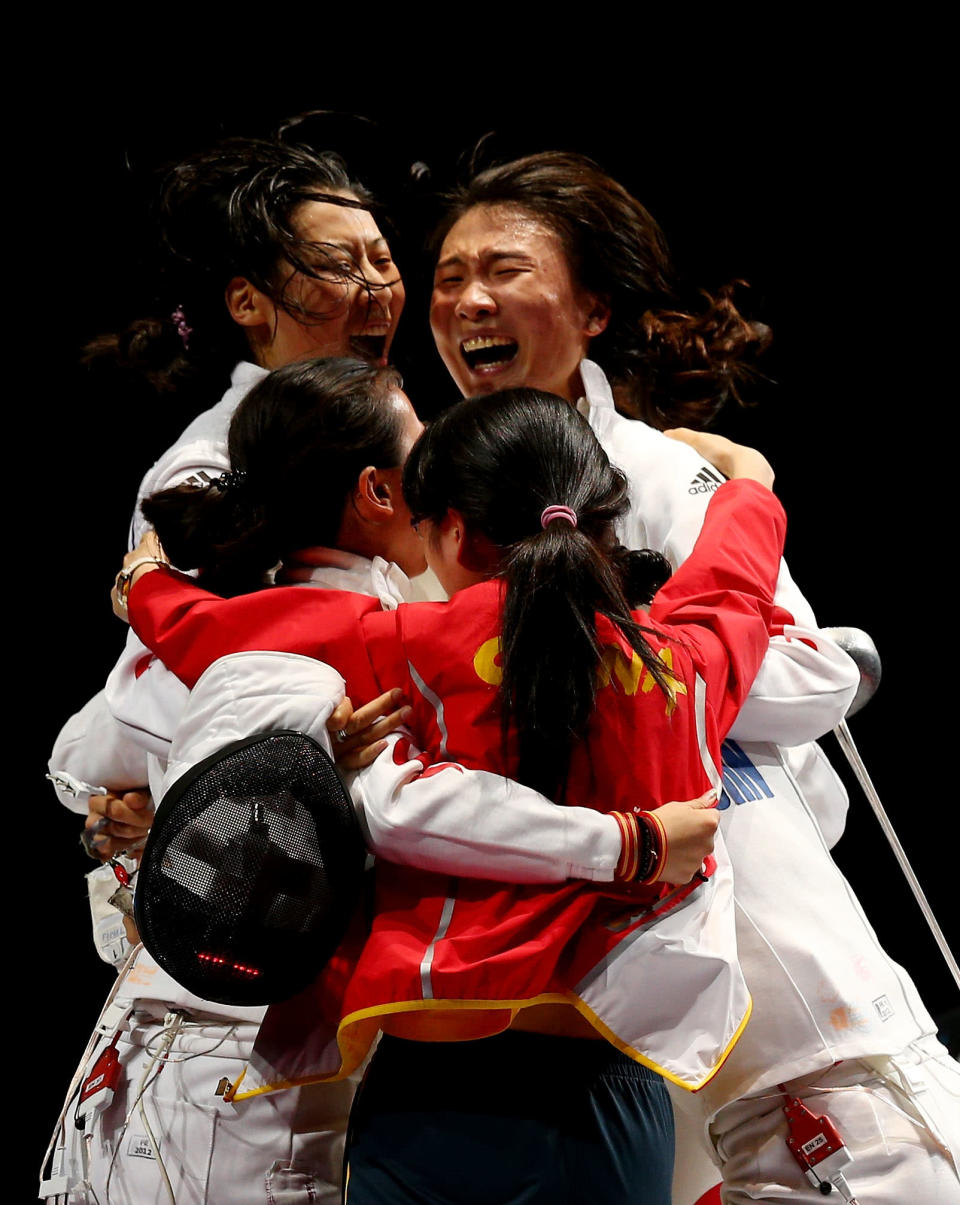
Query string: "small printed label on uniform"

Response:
xmin=127 ymin=1133 xmax=156 ymax=1160
xmin=719 ymin=740 xmax=774 ymax=809
xmin=688 ymin=465 xmax=725 ymax=496
xmin=802 ymin=1133 xmax=828 ymax=1156
xmin=873 ymin=994 xmax=895 ymax=1021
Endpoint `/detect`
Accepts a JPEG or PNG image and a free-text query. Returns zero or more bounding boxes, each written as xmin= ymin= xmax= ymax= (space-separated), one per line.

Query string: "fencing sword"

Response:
xmin=822 ymin=627 xmax=959 ymax=991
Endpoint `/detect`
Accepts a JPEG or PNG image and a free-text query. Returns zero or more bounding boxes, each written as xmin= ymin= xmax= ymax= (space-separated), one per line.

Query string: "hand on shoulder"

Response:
xmin=664 ymin=428 xmax=774 ymax=490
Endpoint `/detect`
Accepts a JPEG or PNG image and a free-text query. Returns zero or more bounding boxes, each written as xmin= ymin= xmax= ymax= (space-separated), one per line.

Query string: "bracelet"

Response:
xmin=114 ymin=556 xmax=170 ymax=610
xmin=614 ymin=810 xmax=667 ymax=884
xmin=636 ymin=810 xmax=668 ymax=885
xmin=635 ymin=809 xmax=664 ymax=886
xmin=612 ymin=811 xmax=640 ymax=883
xmin=635 ymin=812 xmax=657 ymax=882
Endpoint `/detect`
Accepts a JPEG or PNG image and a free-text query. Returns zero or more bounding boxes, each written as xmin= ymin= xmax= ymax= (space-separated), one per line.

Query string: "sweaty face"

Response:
xmin=265 ymin=195 xmax=404 ymax=369
xmin=430 ymin=204 xmax=603 ymax=401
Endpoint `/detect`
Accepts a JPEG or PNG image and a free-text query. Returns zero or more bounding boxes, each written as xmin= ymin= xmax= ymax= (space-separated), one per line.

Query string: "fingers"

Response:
xmin=654 ymin=796 xmax=721 ymax=885
xmin=663 ymin=427 xmax=698 ymax=445
xmin=663 ymin=429 xmax=774 ymax=489
xmin=120 ymin=790 xmax=152 ymax=812
xmin=89 ymin=792 xmax=154 ymax=828
xmin=336 ymin=739 xmax=390 ymax=773
xmin=85 ymin=830 xmax=148 ymax=860
xmin=84 ymin=792 xmax=153 ymax=860
xmin=83 ymin=813 xmax=143 ymax=860
xmin=327 ymin=696 xmax=354 ymax=735
xmin=347 ymin=690 xmax=410 ymax=739
xmin=87 ymin=792 xmax=154 ymax=842
xmin=687 ymin=789 xmax=718 ymax=810
xmin=329 ymin=688 xmax=412 ymax=770
xmin=115 ymin=530 xmax=167 ymax=619
xmin=328 ymin=688 xmax=406 ymax=744
xmin=111 ymin=583 xmax=131 ymax=623
xmin=123 ymin=529 xmax=164 ymax=570
xmin=334 ymin=703 xmax=413 ymax=766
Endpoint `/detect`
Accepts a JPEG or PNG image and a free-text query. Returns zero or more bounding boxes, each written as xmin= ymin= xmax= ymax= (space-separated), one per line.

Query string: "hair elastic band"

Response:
xmin=171 ymin=306 xmax=193 ymax=350
xmin=540 ymin=505 xmax=578 ymax=529
xmin=212 ymin=470 xmax=248 ymax=493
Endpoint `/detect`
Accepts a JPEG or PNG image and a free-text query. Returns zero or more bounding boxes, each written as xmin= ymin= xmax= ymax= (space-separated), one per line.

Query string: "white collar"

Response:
xmin=577 ymin=359 xmax=615 ymax=413
xmin=231 ymin=360 xmax=270 ymax=389
xmin=274 ymin=546 xmax=412 ymax=610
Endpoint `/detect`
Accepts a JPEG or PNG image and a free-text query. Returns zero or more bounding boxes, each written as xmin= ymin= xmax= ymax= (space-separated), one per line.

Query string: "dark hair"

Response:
xmin=142 ymin=356 xmax=405 ymax=595
xmin=84 ymin=136 xmax=381 ymax=394
xmin=434 ymin=151 xmax=770 ymax=428
xmin=403 ymin=388 xmax=674 ymax=798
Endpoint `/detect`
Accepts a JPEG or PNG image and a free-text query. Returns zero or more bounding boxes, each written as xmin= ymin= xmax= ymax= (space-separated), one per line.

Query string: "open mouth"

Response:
xmin=349 ymin=333 xmax=389 ymax=363
xmin=460 ymin=335 xmax=518 ymax=374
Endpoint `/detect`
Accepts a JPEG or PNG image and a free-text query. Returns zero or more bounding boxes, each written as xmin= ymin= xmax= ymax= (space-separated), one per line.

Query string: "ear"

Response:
xmin=584 ymin=295 xmax=611 ymax=338
xmin=439 ymin=508 xmax=468 ymax=562
xmin=353 ymin=466 xmax=398 ymax=523
xmin=225 ymin=276 xmax=276 ymax=329
xmin=442 ymin=507 xmax=501 ymax=575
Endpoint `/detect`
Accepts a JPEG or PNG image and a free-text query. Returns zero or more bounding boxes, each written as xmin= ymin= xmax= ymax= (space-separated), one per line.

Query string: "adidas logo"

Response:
xmin=688 ymin=465 xmax=725 ymax=495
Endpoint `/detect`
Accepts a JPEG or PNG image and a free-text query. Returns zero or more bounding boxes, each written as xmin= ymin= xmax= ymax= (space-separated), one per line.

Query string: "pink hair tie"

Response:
xmin=540 ymin=505 xmax=578 ymax=529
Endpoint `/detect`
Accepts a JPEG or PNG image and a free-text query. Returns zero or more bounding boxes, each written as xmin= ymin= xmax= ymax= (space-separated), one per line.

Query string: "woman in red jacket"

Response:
xmin=121 ymin=386 xmax=785 ymax=1205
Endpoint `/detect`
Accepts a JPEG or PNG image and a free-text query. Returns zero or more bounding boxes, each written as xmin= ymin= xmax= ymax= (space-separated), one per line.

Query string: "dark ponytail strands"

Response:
xmin=142 ymin=356 xmax=406 ymax=597
xmin=141 ymin=472 xmax=275 ymax=598
xmin=404 ymin=389 xmax=677 ymax=800
xmin=83 ymin=134 xmax=375 ymax=395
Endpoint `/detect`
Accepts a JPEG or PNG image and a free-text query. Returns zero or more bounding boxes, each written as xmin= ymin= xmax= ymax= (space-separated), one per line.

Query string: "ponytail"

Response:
xmin=141 ymin=471 xmax=275 ymax=597
xmin=404 ymin=389 xmax=675 ymax=799
xmin=142 ymin=357 xmax=406 ymax=597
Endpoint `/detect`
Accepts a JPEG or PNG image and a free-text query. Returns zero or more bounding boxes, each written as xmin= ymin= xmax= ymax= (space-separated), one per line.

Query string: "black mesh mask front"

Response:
xmin=135 ymin=730 xmax=366 ymax=1006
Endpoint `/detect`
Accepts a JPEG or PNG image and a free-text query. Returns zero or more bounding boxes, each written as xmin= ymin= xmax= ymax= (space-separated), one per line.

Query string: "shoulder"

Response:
xmin=580 ymin=361 xmax=716 ymax=493
xmin=136 ymin=363 xmax=267 ymax=499
xmin=594 ymin=405 xmax=711 ymax=483
xmin=396 ymin=581 xmax=502 ymax=643
xmin=366 ymin=582 xmax=502 ymax=685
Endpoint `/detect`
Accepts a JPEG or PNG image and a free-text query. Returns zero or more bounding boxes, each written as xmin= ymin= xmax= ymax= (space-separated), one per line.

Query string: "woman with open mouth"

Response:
xmin=45 ymin=128 xmax=405 ymax=1205
xmin=428 ymin=152 xmax=960 ymax=1205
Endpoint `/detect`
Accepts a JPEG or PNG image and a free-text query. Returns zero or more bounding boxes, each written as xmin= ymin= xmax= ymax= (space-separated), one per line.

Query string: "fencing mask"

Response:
xmin=135 ymin=728 xmax=366 ymax=1006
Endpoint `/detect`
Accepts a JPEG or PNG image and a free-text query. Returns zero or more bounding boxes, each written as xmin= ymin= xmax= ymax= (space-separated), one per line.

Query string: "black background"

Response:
xmin=27 ymin=44 xmax=956 ymax=1189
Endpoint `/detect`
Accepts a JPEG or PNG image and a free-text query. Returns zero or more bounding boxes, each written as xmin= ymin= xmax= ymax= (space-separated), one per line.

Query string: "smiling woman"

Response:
xmin=426 ymin=151 xmax=960 ymax=1205
xmin=431 ymin=204 xmax=605 ymax=400
xmin=44 ymin=128 xmax=409 ymax=1205
xmin=430 ymin=152 xmax=765 ymax=425
xmin=233 ymin=194 xmax=403 ymax=371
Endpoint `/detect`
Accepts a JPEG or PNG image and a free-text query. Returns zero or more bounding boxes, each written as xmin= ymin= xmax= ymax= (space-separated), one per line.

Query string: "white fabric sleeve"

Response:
xmin=48 ymin=690 xmax=151 ymax=815
xmin=351 ymin=732 xmax=621 ymax=883
xmin=104 ymin=628 xmax=190 ymax=761
xmin=728 ymin=622 xmax=858 ymax=744
xmin=129 ymin=436 xmax=230 ymax=547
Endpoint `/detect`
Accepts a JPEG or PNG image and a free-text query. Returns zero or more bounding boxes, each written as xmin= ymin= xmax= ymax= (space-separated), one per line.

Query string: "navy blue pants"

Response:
xmin=344 ymin=1031 xmax=674 ymax=1204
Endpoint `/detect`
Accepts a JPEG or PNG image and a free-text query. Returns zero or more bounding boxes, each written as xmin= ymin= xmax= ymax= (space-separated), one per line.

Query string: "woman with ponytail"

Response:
xmin=428 ymin=154 xmax=960 ymax=1205
xmin=118 ymin=386 xmax=789 ymax=1204
xmin=42 ymin=357 xmax=423 ymax=1205
xmin=51 ymin=127 xmax=406 ymax=842
xmin=141 ymin=356 xmax=424 ymax=600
